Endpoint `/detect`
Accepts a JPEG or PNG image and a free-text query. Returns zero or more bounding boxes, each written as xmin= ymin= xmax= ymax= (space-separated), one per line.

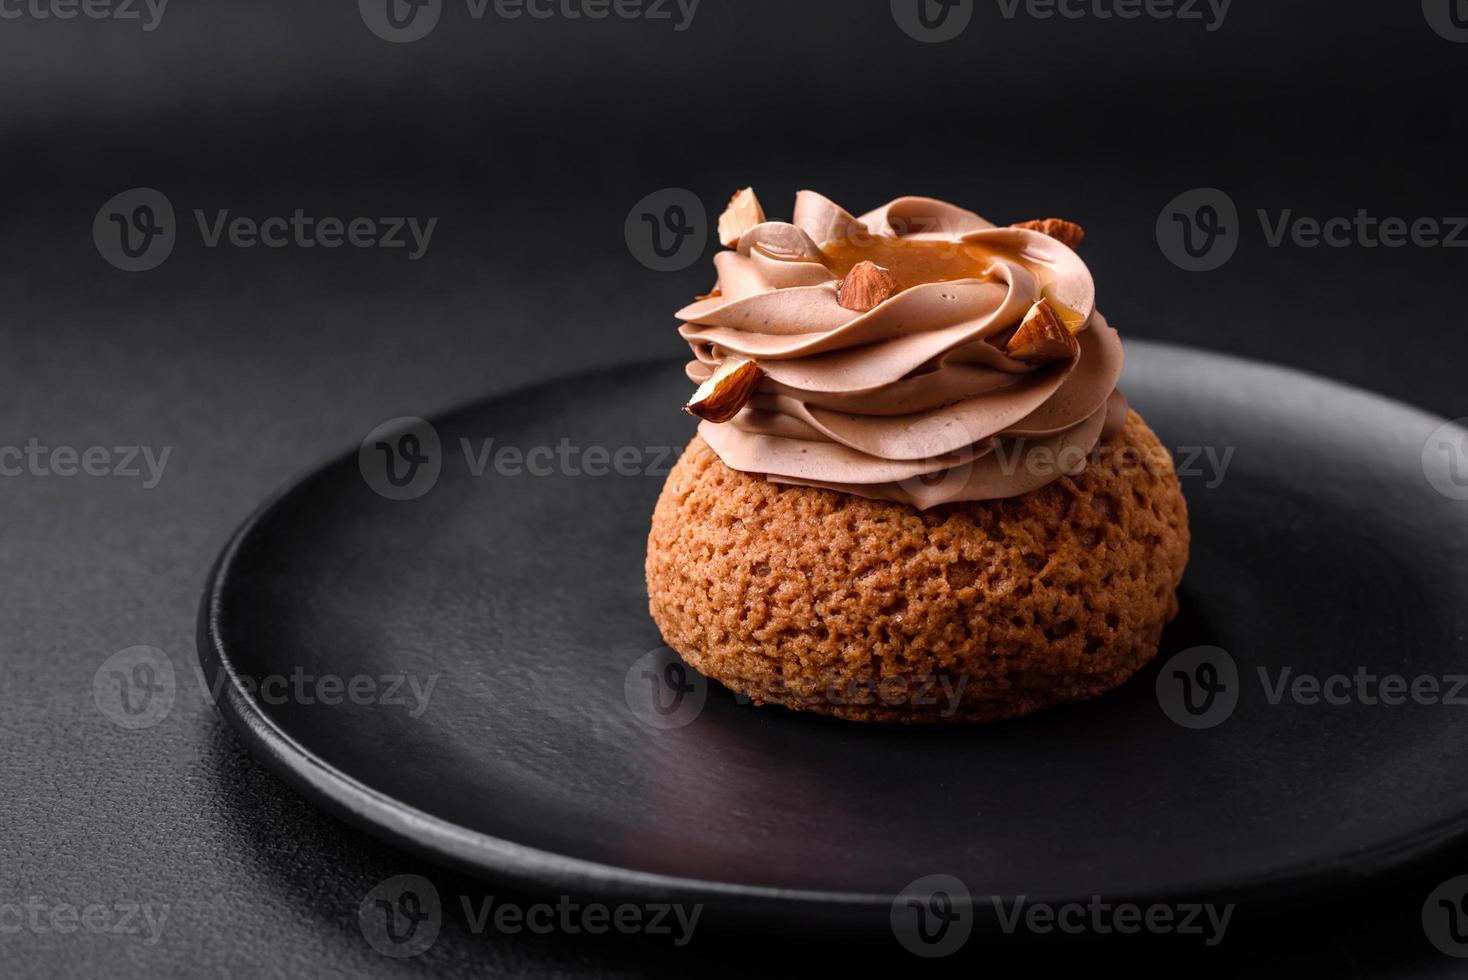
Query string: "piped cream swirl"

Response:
xmin=676 ymin=191 xmax=1127 ymax=509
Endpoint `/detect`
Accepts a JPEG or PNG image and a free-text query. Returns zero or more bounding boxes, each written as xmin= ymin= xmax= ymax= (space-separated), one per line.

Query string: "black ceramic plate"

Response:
xmin=199 ymin=341 xmax=1468 ymax=925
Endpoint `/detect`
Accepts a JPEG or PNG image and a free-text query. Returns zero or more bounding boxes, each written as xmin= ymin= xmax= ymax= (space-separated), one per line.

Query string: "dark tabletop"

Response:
xmin=3 ymin=1 xmax=1467 ymax=976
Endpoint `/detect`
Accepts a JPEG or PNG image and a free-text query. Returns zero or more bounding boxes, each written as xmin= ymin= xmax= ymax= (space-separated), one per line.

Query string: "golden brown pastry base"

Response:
xmin=645 ymin=412 xmax=1190 ymax=724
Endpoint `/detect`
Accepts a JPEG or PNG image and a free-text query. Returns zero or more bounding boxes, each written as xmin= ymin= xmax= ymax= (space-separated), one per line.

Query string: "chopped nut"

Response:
xmin=836 ymin=260 xmax=898 ymax=313
xmin=684 ymin=358 xmax=763 ymax=423
xmin=718 ymin=188 xmax=765 ymax=249
xmin=1041 ymin=288 xmax=1088 ymax=334
xmin=1006 ymin=299 xmax=1080 ymax=363
xmin=1011 ymin=218 xmax=1085 ymax=249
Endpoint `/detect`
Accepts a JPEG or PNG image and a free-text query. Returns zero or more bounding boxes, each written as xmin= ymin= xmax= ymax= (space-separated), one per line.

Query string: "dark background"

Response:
xmin=3 ymin=1 xmax=1467 ymax=976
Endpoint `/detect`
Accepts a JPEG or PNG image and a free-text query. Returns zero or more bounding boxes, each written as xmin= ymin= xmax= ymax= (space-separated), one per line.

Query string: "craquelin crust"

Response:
xmin=645 ymin=411 xmax=1190 ymax=723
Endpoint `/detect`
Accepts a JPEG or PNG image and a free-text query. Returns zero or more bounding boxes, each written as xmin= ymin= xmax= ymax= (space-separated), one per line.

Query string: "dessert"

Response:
xmin=645 ymin=190 xmax=1190 ymax=723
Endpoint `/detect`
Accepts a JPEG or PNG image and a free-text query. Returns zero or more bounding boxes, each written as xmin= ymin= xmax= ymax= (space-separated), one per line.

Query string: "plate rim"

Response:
xmin=196 ymin=340 xmax=1468 ymax=924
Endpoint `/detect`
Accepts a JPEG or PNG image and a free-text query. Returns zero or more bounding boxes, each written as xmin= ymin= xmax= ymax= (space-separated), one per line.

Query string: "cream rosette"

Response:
xmin=677 ymin=191 xmax=1127 ymax=509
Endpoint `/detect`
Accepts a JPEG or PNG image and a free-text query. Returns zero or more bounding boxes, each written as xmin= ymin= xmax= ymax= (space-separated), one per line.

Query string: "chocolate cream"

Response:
xmin=677 ymin=191 xmax=1127 ymax=509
